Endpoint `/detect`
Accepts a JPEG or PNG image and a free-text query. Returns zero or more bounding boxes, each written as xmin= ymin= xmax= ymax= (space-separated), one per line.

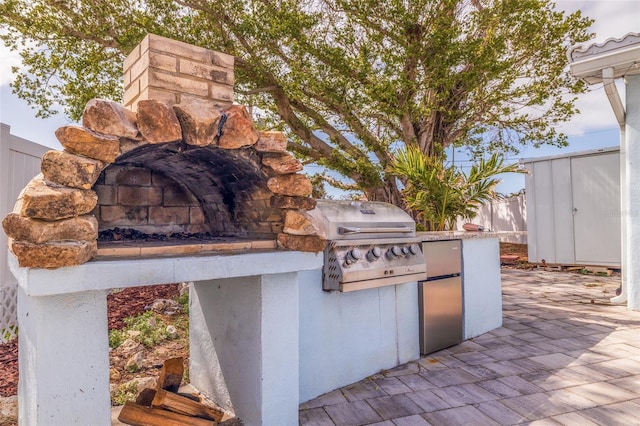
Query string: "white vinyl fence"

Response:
xmin=455 ymin=194 xmax=527 ymax=243
xmin=1 ymin=123 xmax=48 ymax=342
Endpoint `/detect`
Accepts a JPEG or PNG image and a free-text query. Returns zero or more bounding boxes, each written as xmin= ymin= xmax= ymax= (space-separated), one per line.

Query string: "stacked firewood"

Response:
xmin=118 ymin=357 xmax=241 ymax=426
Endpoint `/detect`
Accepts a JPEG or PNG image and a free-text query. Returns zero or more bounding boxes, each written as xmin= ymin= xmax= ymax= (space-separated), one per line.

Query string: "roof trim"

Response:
xmin=521 ymin=146 xmax=619 ymax=163
xmin=567 ymin=32 xmax=640 ymax=84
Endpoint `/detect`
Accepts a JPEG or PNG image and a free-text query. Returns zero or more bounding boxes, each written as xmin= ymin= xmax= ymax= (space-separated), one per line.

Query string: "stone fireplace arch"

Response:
xmin=2 ymin=98 xmax=324 ymax=268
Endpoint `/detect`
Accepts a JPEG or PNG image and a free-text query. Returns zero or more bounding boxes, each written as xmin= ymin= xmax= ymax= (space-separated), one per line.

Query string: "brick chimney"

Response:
xmin=123 ymin=34 xmax=235 ymax=111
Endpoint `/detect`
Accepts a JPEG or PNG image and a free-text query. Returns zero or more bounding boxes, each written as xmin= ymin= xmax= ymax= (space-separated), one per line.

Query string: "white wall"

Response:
xmin=461 ymin=238 xmax=502 ymax=339
xmin=625 ymin=74 xmax=640 ymax=310
xmin=298 ymin=269 xmax=419 ymax=402
xmin=0 ymin=123 xmax=48 ymax=341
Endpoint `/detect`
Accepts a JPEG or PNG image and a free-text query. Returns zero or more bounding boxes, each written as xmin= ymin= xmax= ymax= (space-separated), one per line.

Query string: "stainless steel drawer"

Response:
xmin=422 ymin=240 xmax=461 ymax=278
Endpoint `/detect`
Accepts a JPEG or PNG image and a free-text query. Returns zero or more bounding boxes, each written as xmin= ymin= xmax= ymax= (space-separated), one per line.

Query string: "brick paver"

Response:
xmin=300 ymin=269 xmax=640 ymax=425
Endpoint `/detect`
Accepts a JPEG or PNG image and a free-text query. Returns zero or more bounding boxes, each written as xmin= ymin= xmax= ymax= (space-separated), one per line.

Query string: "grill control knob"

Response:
xmin=408 ymin=244 xmax=419 ymax=255
xmin=401 ymin=246 xmax=410 ymax=255
xmin=367 ymin=247 xmax=382 ymax=261
xmin=345 ymin=248 xmax=362 ymax=265
xmin=387 ymin=246 xmax=402 ymax=259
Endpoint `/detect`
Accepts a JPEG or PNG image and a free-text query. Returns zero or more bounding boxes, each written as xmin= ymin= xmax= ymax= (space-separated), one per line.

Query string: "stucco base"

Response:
xmin=190 ymin=273 xmax=300 ymax=426
xmin=461 ymin=238 xmax=503 ymax=338
xmin=17 ymin=286 xmax=111 ymax=425
xmin=298 ymin=271 xmax=419 ymax=403
xmin=10 ymin=251 xmax=322 ymax=426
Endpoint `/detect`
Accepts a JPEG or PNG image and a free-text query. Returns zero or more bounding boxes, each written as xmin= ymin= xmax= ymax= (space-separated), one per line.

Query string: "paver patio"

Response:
xmin=299 ymin=268 xmax=640 ymax=425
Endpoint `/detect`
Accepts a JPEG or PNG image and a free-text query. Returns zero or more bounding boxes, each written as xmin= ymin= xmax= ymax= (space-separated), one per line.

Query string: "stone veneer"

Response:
xmin=2 ymin=98 xmax=326 ymax=268
xmin=2 ymin=34 xmax=327 ymax=269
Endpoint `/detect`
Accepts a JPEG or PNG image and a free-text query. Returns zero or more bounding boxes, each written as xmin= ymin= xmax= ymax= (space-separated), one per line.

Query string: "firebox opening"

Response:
xmin=92 ymin=142 xmax=284 ymax=245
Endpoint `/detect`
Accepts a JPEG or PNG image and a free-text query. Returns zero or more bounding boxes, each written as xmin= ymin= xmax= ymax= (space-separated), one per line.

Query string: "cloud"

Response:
xmin=0 ymin=42 xmax=22 ymax=87
xmin=579 ymin=1 xmax=640 ymax=44
xmin=557 ymin=81 xmax=626 ymax=135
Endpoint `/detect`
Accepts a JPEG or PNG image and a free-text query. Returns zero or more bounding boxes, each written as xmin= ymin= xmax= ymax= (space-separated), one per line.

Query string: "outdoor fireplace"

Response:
xmin=2 ymin=34 xmax=325 ymax=268
xmin=2 ymin=98 xmax=321 ymax=268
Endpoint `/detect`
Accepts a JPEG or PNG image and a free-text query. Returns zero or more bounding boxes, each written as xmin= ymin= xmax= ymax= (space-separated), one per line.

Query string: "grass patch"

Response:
xmin=109 ymin=311 xmax=175 ymax=349
xmin=111 ymin=381 xmax=138 ymax=406
xmin=177 ymin=290 xmax=189 ymax=314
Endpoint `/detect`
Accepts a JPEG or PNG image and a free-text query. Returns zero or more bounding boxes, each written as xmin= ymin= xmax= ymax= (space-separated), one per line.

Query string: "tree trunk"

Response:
xmin=364 ymin=177 xmax=404 ymax=207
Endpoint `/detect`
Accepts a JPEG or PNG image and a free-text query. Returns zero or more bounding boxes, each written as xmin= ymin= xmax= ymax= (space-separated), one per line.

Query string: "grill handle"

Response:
xmin=339 ymin=226 xmax=413 ymax=235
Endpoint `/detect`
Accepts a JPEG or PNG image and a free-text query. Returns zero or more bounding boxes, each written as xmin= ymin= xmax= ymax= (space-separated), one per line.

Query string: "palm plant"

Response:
xmin=388 ymin=145 xmax=523 ymax=231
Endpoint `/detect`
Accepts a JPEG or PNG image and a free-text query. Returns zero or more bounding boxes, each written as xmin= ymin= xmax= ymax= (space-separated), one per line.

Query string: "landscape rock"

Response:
xmin=10 ymin=240 xmax=97 ymax=268
xmin=41 ymin=150 xmax=105 ymax=190
xmin=218 ymin=105 xmax=259 ymax=149
xmin=261 ymin=152 xmax=303 ymax=175
xmin=117 ymin=339 xmax=144 ymax=358
xmin=82 ymin=98 xmax=139 ymax=139
xmin=283 ymin=210 xmax=318 ymax=236
xmin=17 ymin=175 xmax=98 ymax=220
xmin=126 ymin=351 xmax=145 ymax=372
xmin=220 ymin=418 xmax=245 ymax=426
xmin=136 ymin=99 xmax=182 ymax=143
xmin=277 ymin=233 xmax=326 ymax=252
xmin=166 ymin=325 xmax=178 ymax=339
xmin=0 ymin=395 xmax=17 ymax=421
xmin=119 ymin=137 xmax=148 ymax=156
xmin=55 ymin=125 xmax=121 ymax=163
xmin=150 ymin=299 xmax=181 ymax=315
xmin=123 ymin=377 xmax=157 ymax=393
xmin=2 ymin=213 xmax=98 ymax=244
xmin=146 ymin=316 xmax=157 ymax=330
xmin=270 ymin=195 xmax=317 ymax=210
xmin=110 ymin=367 xmax=122 ymax=381
xmin=173 ymin=98 xmax=221 ymax=146
xmin=254 ymin=131 xmax=288 ymax=152
xmin=267 ymin=174 xmax=313 ymax=197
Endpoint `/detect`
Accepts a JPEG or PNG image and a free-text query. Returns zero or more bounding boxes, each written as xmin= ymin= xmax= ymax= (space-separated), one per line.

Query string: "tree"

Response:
xmin=0 ymin=0 xmax=592 ymax=204
xmin=388 ymin=145 xmax=523 ymax=230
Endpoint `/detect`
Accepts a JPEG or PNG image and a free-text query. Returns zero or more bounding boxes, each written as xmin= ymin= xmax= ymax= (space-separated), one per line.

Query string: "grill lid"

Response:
xmin=307 ymin=200 xmax=417 ymax=240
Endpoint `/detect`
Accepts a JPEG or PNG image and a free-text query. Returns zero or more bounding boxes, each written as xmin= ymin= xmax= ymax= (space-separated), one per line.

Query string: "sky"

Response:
xmin=1 ymin=1 xmax=640 ymax=194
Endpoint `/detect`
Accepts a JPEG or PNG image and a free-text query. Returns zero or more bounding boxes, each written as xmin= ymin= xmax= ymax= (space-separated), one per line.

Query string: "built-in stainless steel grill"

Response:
xmin=307 ymin=200 xmax=427 ymax=292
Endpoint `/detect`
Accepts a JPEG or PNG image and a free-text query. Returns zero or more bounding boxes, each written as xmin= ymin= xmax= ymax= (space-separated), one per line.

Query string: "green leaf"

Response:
xmin=0 ymin=0 xmax=592 ymax=206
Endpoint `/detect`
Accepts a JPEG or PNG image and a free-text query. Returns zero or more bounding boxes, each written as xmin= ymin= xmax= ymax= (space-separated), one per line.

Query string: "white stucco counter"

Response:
xmin=419 ymin=232 xmax=502 ymax=340
xmin=418 ymin=230 xmax=502 ymax=241
xmin=10 ymin=251 xmax=324 ymax=426
xmin=298 ymin=232 xmax=502 ymax=403
xmin=10 ymin=233 xmax=502 ymax=424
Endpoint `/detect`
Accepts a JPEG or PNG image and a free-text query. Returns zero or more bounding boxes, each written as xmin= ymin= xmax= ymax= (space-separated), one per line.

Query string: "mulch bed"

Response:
xmin=500 ymin=242 xmax=528 ymax=258
xmin=0 ymin=339 xmax=17 ymax=398
xmin=0 ymin=284 xmax=180 ymax=397
xmin=107 ymin=284 xmax=180 ymax=329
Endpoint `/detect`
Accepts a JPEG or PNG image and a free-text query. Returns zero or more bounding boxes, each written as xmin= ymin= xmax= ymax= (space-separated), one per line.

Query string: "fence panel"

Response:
xmin=1 ymin=123 xmax=48 ymax=341
xmin=455 ymin=194 xmax=527 ymax=243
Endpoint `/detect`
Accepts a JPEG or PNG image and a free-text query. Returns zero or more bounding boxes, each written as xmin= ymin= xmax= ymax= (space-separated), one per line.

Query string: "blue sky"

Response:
xmin=1 ymin=1 xmax=639 ymax=196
